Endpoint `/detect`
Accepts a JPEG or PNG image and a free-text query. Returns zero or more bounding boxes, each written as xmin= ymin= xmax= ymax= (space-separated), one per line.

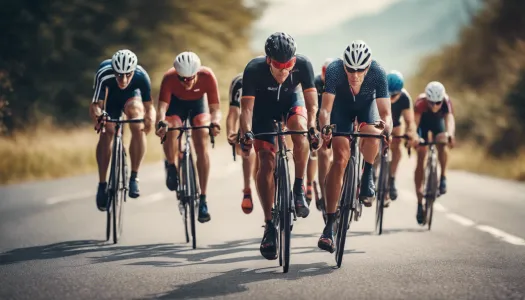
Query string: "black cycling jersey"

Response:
xmin=229 ymin=73 xmax=243 ymax=107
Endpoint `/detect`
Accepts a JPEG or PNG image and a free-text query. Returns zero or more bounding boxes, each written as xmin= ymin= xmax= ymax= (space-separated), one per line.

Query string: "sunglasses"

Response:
xmin=115 ymin=72 xmax=133 ymax=78
xmin=429 ymin=101 xmax=443 ymax=106
xmin=345 ymin=66 xmax=367 ymax=73
xmin=270 ymin=57 xmax=296 ymax=70
xmin=177 ymin=75 xmax=196 ymax=83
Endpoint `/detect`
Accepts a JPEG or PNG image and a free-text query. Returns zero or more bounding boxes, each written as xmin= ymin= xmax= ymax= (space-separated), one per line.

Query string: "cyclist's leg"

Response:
xmin=356 ymin=99 xmax=382 ymax=207
xmin=163 ymin=97 xmax=187 ymax=191
xmin=318 ymin=104 xmax=353 ymax=252
xmin=94 ymin=97 xmax=118 ymax=211
xmin=286 ymin=95 xmax=310 ymax=217
xmin=415 ymin=127 xmax=429 ymax=224
xmin=189 ymin=99 xmax=213 ymax=223
xmin=123 ymin=89 xmax=146 ymax=198
xmin=433 ymin=118 xmax=448 ymax=194
xmin=306 ymin=149 xmax=318 ymax=205
xmin=389 ymin=125 xmax=403 ymax=200
xmin=239 ymin=143 xmax=256 ymax=214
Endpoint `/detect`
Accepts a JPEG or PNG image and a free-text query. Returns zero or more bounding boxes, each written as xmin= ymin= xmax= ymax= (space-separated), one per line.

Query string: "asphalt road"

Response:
xmin=1 ymin=145 xmax=524 ymax=300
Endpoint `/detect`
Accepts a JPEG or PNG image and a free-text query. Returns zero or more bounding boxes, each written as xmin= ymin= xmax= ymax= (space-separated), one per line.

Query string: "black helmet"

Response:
xmin=264 ymin=32 xmax=296 ymax=63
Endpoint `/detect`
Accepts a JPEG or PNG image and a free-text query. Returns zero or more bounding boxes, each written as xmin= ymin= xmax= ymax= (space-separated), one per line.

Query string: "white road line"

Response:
xmin=434 ymin=202 xmax=448 ymax=212
xmin=45 ymin=191 xmax=94 ymax=205
xmin=137 ymin=192 xmax=168 ymax=205
xmin=446 ymin=213 xmax=475 ymax=227
xmin=475 ymin=225 xmax=525 ymax=246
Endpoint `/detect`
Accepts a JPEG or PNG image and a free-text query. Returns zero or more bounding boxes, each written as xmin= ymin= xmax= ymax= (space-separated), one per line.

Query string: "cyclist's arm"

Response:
xmin=377 ymin=97 xmax=393 ymax=135
xmin=239 ymin=62 xmax=257 ymax=135
xmin=414 ymin=111 xmax=421 ymax=128
xmin=227 ymin=83 xmax=241 ymax=136
xmin=157 ymin=75 xmax=171 ymax=122
xmin=139 ymin=69 xmax=156 ymax=127
xmin=319 ymin=92 xmax=334 ymax=129
xmin=445 ymin=113 xmax=455 ymax=137
xmin=375 ymin=64 xmax=392 ymax=135
xmin=227 ymin=106 xmax=240 ymax=136
xmin=402 ymin=94 xmax=416 ymax=135
xmin=298 ymin=58 xmax=318 ymax=129
xmin=205 ymin=70 xmax=222 ymax=124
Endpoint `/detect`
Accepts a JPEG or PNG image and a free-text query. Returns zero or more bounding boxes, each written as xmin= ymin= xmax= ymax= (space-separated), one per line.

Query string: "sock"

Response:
xmin=294 ymin=178 xmax=304 ymax=193
xmin=200 ymin=194 xmax=206 ymax=204
xmin=323 ymin=213 xmax=336 ymax=236
xmin=131 ymin=171 xmax=138 ymax=179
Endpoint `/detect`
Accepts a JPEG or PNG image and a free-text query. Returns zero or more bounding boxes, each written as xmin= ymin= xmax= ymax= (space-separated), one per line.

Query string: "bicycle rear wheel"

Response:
xmin=278 ymin=156 xmax=292 ymax=273
xmin=335 ymin=157 xmax=355 ymax=268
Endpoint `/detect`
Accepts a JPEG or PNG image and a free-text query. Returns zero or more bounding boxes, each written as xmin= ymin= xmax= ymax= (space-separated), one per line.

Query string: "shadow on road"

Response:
xmin=0 ymin=227 xmax=422 ymax=266
xmin=146 ymin=262 xmax=336 ymax=299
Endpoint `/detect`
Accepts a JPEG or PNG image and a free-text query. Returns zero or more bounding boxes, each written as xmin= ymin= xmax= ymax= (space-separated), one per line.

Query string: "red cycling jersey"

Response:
xmin=414 ymin=93 xmax=453 ymax=117
xmin=159 ymin=66 xmax=220 ymax=105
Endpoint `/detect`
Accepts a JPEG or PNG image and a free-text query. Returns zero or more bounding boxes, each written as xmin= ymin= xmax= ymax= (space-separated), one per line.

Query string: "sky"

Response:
xmin=255 ymin=0 xmax=402 ymax=35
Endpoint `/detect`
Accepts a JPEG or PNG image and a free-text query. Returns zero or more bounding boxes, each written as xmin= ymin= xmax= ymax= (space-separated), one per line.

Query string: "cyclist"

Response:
xmin=318 ymin=40 xmax=392 ymax=253
xmin=385 ymin=70 xmax=418 ymax=203
xmin=310 ymin=58 xmax=334 ymax=211
xmin=90 ymin=49 xmax=155 ymax=212
xmin=414 ymin=81 xmax=455 ymax=225
xmin=226 ymin=72 xmax=257 ymax=214
xmin=155 ymin=51 xmax=222 ymax=224
xmin=238 ymin=32 xmax=321 ymax=260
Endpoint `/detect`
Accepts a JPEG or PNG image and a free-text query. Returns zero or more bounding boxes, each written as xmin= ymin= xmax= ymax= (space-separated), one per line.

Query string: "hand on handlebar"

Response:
xmin=308 ymin=127 xmax=322 ymax=151
xmin=239 ymin=131 xmax=254 ymax=154
xmin=227 ymin=132 xmax=238 ymax=146
xmin=94 ymin=111 xmax=109 ymax=134
xmin=155 ymin=120 xmax=168 ymax=139
xmin=210 ymin=122 xmax=221 ymax=137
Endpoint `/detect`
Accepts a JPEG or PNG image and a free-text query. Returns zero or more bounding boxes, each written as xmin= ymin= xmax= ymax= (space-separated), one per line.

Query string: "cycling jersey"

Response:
xmin=314 ymin=74 xmax=325 ymax=109
xmin=229 ymin=73 xmax=243 ymax=108
xmin=242 ymin=54 xmax=316 ymax=151
xmin=159 ymin=66 xmax=219 ymax=125
xmin=324 ymin=59 xmax=388 ymax=132
xmin=391 ymin=89 xmax=412 ymax=128
xmin=415 ymin=93 xmax=453 ymax=141
xmin=92 ymin=59 xmax=152 ymax=119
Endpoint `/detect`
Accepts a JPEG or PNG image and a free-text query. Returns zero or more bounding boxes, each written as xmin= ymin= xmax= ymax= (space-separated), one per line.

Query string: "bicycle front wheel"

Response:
xmin=335 ymin=157 xmax=356 ymax=268
xmin=375 ymin=155 xmax=389 ymax=235
xmin=188 ymin=153 xmax=198 ymax=249
xmin=278 ymin=156 xmax=292 ymax=273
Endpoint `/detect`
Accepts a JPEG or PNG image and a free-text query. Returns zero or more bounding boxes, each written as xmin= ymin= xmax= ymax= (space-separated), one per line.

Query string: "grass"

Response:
xmin=0 ymin=105 xmax=230 ymax=186
xmin=2 ymin=107 xmax=525 ymax=185
xmin=449 ymin=143 xmax=525 ymax=182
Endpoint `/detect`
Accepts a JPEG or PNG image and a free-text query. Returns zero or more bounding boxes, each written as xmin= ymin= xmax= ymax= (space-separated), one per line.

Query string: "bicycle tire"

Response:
xmin=188 ymin=152 xmax=198 ymax=249
xmin=112 ymin=137 xmax=122 ymax=244
xmin=427 ymin=150 xmax=438 ymax=230
xmin=117 ymin=145 xmax=127 ymax=238
xmin=375 ymin=151 xmax=389 ymax=235
xmin=335 ymin=156 xmax=355 ymax=268
xmin=279 ymin=155 xmax=292 ymax=273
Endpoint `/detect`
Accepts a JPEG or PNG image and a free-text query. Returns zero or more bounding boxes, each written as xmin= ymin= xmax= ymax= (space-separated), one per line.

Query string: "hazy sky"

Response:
xmin=256 ymin=0 xmax=402 ymax=35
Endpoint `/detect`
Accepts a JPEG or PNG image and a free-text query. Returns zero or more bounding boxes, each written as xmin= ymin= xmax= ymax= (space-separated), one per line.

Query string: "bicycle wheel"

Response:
xmin=115 ymin=145 xmax=127 ymax=240
xmin=335 ymin=157 xmax=355 ymax=268
xmin=375 ymin=152 xmax=389 ymax=235
xmin=179 ymin=154 xmax=191 ymax=244
xmin=426 ymin=152 xmax=438 ymax=230
xmin=279 ymin=156 xmax=292 ymax=273
xmin=111 ymin=137 xmax=122 ymax=244
xmin=188 ymin=152 xmax=198 ymax=249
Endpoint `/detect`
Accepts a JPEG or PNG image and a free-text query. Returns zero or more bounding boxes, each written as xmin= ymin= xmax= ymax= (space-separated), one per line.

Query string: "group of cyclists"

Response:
xmin=90 ymin=31 xmax=456 ymax=260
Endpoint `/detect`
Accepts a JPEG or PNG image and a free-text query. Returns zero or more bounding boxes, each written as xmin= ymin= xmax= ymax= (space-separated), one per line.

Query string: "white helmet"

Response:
xmin=174 ymin=51 xmax=201 ymax=77
xmin=343 ymin=40 xmax=372 ymax=70
xmin=425 ymin=81 xmax=446 ymax=102
xmin=111 ymin=49 xmax=137 ymax=73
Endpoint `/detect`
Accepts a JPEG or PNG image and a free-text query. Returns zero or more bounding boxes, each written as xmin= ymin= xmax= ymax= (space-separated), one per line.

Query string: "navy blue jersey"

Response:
xmin=92 ymin=59 xmax=152 ymax=103
xmin=325 ymin=59 xmax=388 ymax=108
xmin=241 ymin=54 xmax=316 ymax=103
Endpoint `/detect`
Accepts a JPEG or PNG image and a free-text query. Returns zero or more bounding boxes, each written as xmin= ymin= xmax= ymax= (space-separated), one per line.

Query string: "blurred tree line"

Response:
xmin=0 ymin=0 xmax=266 ymax=135
xmin=409 ymin=0 xmax=525 ymax=157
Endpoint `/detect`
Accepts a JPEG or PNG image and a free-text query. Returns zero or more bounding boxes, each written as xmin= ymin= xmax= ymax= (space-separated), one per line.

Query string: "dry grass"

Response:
xmin=450 ymin=143 xmax=525 ymax=182
xmin=0 ymin=105 xmax=230 ymax=185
